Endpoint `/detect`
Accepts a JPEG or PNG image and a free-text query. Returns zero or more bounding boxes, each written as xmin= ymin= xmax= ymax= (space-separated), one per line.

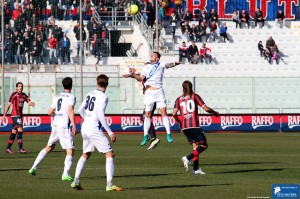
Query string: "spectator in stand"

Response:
xmin=272 ymin=44 xmax=281 ymax=64
xmin=3 ymin=2 xmax=11 ymax=26
xmin=276 ymin=10 xmax=285 ymax=28
xmin=146 ymin=0 xmax=155 ymax=28
xmin=11 ymin=4 xmax=22 ymax=27
xmin=199 ymin=21 xmax=208 ymax=42
xmin=48 ymin=33 xmax=58 ymax=64
xmin=15 ymin=12 xmax=26 ymax=33
xmin=4 ymin=34 xmax=14 ymax=64
xmin=50 ymin=0 xmax=59 ymax=18
xmin=207 ymin=21 xmax=217 ymax=42
xmin=169 ymin=11 xmax=178 ymax=40
xmin=47 ymin=15 xmax=56 ymax=34
xmin=181 ymin=8 xmax=192 ymax=23
xmin=264 ymin=47 xmax=272 ymax=64
xmin=71 ymin=0 xmax=79 ymax=21
xmin=198 ymin=9 xmax=208 ymax=26
xmin=254 ymin=8 xmax=264 ymax=28
xmin=239 ymin=9 xmax=250 ymax=28
xmin=24 ymin=4 xmax=34 ymax=22
xmin=232 ymin=10 xmax=240 ymax=29
xmin=87 ymin=17 xmax=96 ymax=33
xmin=59 ymin=33 xmax=71 ymax=64
xmin=219 ymin=22 xmax=229 ymax=42
xmin=188 ymin=42 xmax=199 ymax=64
xmin=4 ymin=24 xmax=13 ymax=38
xmin=258 ymin=41 xmax=264 ymax=57
xmin=200 ymin=43 xmax=212 ymax=64
xmin=174 ymin=0 xmax=182 ymax=16
xmin=208 ymin=8 xmax=218 ymax=26
xmin=266 ymin=36 xmax=275 ymax=49
xmin=74 ymin=21 xmax=87 ymax=57
xmin=90 ymin=33 xmax=102 ymax=64
xmin=181 ymin=21 xmax=191 ymax=42
xmin=36 ymin=34 xmax=46 ymax=64
xmin=12 ymin=30 xmax=25 ymax=64
xmin=179 ymin=41 xmax=190 ymax=63
xmin=141 ymin=0 xmax=149 ymax=25
xmin=30 ymin=40 xmax=41 ymax=65
xmin=189 ymin=24 xmax=198 ymax=42
xmin=23 ymin=31 xmax=31 ymax=64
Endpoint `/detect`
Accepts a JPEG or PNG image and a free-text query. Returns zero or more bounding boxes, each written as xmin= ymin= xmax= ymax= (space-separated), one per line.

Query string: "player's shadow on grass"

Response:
xmin=204 ymin=161 xmax=279 ymax=166
xmin=0 ymin=168 xmax=28 ymax=172
xmin=115 ymin=173 xmax=180 ymax=178
xmin=213 ymin=168 xmax=284 ymax=174
xmin=133 ymin=183 xmax=232 ymax=190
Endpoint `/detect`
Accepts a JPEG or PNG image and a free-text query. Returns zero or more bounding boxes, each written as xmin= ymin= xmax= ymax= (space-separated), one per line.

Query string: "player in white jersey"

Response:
xmin=130 ymin=52 xmax=181 ymax=146
xmin=28 ymin=77 xmax=77 ymax=182
xmin=71 ymin=74 xmax=123 ymax=191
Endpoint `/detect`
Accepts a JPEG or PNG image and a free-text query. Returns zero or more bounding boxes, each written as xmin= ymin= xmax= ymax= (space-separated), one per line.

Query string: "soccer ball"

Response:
xmin=129 ymin=4 xmax=139 ymax=15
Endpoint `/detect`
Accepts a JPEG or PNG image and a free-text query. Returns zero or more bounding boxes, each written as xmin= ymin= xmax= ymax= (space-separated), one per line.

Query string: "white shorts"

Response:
xmin=47 ymin=126 xmax=74 ymax=149
xmin=81 ymin=129 xmax=113 ymax=154
xmin=144 ymin=88 xmax=167 ymax=112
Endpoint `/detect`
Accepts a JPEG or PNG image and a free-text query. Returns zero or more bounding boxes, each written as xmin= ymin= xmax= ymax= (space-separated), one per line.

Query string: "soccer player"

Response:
xmin=2 ymin=82 xmax=35 ymax=154
xmin=129 ymin=52 xmax=181 ymax=145
xmin=28 ymin=77 xmax=77 ymax=181
xmin=71 ymin=74 xmax=123 ymax=191
xmin=123 ymin=72 xmax=160 ymax=150
xmin=172 ymin=80 xmax=219 ymax=174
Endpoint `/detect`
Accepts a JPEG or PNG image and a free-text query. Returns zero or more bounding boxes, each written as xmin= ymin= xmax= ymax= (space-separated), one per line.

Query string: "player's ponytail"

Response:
xmin=182 ymin=80 xmax=193 ymax=97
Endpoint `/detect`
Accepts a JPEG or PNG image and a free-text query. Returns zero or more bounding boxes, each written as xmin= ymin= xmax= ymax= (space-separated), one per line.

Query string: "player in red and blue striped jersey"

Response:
xmin=2 ymin=82 xmax=35 ymax=154
xmin=172 ymin=80 xmax=219 ymax=174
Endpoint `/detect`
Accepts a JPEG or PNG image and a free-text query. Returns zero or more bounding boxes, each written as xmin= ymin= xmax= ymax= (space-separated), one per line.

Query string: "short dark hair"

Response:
xmin=153 ymin=51 xmax=161 ymax=59
xmin=62 ymin=77 xmax=73 ymax=90
xmin=16 ymin=82 xmax=23 ymax=87
xmin=97 ymin=74 xmax=109 ymax=88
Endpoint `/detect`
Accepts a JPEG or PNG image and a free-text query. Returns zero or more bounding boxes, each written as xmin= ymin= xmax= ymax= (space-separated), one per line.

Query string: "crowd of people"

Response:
xmin=179 ymin=41 xmax=212 ymax=64
xmin=258 ymin=36 xmax=282 ymax=64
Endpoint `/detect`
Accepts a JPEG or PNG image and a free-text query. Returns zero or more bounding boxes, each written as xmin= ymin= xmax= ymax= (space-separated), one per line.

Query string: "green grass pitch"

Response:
xmin=0 ymin=132 xmax=299 ymax=199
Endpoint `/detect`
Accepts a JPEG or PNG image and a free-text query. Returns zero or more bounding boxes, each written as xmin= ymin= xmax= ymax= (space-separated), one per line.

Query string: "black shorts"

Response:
xmin=182 ymin=128 xmax=206 ymax=145
xmin=12 ymin=116 xmax=23 ymax=130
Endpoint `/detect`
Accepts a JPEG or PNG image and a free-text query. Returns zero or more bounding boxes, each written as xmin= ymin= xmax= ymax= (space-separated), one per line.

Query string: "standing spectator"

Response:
xmin=91 ymin=33 xmax=101 ymax=64
xmin=30 ymin=40 xmax=41 ymax=64
xmin=3 ymin=2 xmax=11 ymax=26
xmin=188 ymin=42 xmax=199 ymax=64
xmin=12 ymin=30 xmax=25 ymax=64
xmin=208 ymin=8 xmax=218 ymax=26
xmin=276 ymin=10 xmax=285 ymax=28
xmin=219 ymin=22 xmax=229 ymax=42
xmin=200 ymin=43 xmax=212 ymax=64
xmin=272 ymin=45 xmax=281 ymax=64
xmin=178 ymin=41 xmax=190 ymax=63
xmin=74 ymin=22 xmax=87 ymax=57
xmin=181 ymin=8 xmax=192 ymax=23
xmin=258 ymin=41 xmax=264 ymax=57
xmin=181 ymin=21 xmax=191 ymax=42
xmin=71 ymin=74 xmax=123 ymax=191
xmin=47 ymin=15 xmax=56 ymax=34
xmin=169 ymin=11 xmax=177 ymax=40
xmin=239 ymin=10 xmax=250 ymax=28
xmin=174 ymin=0 xmax=182 ymax=15
xmin=23 ymin=31 xmax=31 ymax=64
xmin=4 ymin=34 xmax=14 ymax=64
xmin=232 ymin=11 xmax=240 ymax=29
xmin=71 ymin=0 xmax=79 ymax=20
xmin=48 ymin=33 xmax=58 ymax=64
xmin=59 ymin=33 xmax=71 ymax=64
xmin=2 ymin=82 xmax=35 ymax=154
xmin=173 ymin=80 xmax=219 ymax=175
xmin=207 ymin=21 xmax=217 ymax=42
xmin=4 ymin=24 xmax=13 ymax=38
xmin=15 ymin=12 xmax=26 ymax=33
xmin=36 ymin=34 xmax=46 ymax=64
xmin=50 ymin=0 xmax=59 ymax=18
xmin=254 ymin=8 xmax=264 ymax=27
xmin=146 ymin=0 xmax=155 ymax=28
xmin=198 ymin=9 xmax=208 ymax=25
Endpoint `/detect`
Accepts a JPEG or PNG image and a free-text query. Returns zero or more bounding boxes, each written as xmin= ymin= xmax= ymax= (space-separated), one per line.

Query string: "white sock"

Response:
xmin=63 ymin=155 xmax=73 ymax=176
xmin=163 ymin=116 xmax=171 ymax=135
xmin=32 ymin=149 xmax=48 ymax=170
xmin=143 ymin=117 xmax=151 ymax=136
xmin=106 ymin=157 xmax=114 ymax=187
xmin=74 ymin=156 xmax=87 ymax=183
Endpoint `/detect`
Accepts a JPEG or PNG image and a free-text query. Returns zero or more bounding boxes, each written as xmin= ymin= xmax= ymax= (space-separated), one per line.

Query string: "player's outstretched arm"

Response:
xmin=29 ymin=101 xmax=35 ymax=107
xmin=165 ymin=62 xmax=181 ymax=68
xmin=203 ymin=105 xmax=219 ymax=117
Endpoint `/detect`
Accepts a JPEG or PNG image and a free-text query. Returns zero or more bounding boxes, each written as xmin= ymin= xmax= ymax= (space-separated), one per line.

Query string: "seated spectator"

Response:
xmin=276 ymin=10 xmax=285 ymax=28
xmin=189 ymin=24 xmax=198 ymax=42
xmin=254 ymin=8 xmax=264 ymax=27
xmin=219 ymin=22 xmax=229 ymax=42
xmin=266 ymin=36 xmax=275 ymax=49
xmin=199 ymin=43 xmax=212 ymax=64
xmin=258 ymin=41 xmax=264 ymax=57
xmin=264 ymin=47 xmax=272 ymax=64
xmin=188 ymin=42 xmax=199 ymax=64
xmin=178 ymin=41 xmax=190 ymax=63
xmin=239 ymin=10 xmax=250 ymax=28
xmin=232 ymin=11 xmax=240 ymax=29
xmin=181 ymin=21 xmax=191 ymax=42
xmin=198 ymin=21 xmax=208 ymax=42
xmin=207 ymin=21 xmax=217 ymax=42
